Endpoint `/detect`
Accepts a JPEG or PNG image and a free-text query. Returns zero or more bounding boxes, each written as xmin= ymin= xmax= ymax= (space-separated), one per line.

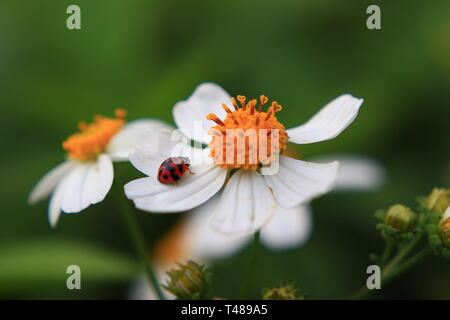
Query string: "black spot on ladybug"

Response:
xmin=157 ymin=156 xmax=191 ymax=184
xmin=169 ymin=167 xmax=179 ymax=181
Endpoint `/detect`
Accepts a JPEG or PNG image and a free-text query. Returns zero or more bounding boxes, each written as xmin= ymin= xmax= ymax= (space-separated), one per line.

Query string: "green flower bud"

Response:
xmin=440 ymin=208 xmax=450 ymax=247
xmin=385 ymin=204 xmax=416 ymax=233
xmin=262 ymin=285 xmax=303 ymax=300
xmin=426 ymin=188 xmax=450 ymax=214
xmin=163 ymin=261 xmax=208 ymax=300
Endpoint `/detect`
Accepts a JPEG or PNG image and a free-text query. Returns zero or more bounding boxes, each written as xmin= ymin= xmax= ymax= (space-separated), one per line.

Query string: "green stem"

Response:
xmin=380 ymin=240 xmax=395 ymax=266
xmin=115 ymin=184 xmax=165 ymax=300
xmin=350 ymin=284 xmax=372 ymax=300
xmin=350 ymin=234 xmax=428 ymax=300
xmin=384 ymin=247 xmax=432 ymax=283
xmin=239 ymin=231 xmax=260 ymax=299
xmin=382 ymin=235 xmax=422 ymax=277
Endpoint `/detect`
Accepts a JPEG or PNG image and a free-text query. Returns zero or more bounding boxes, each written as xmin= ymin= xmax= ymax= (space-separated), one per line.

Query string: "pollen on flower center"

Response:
xmin=62 ymin=109 xmax=126 ymax=161
xmin=441 ymin=215 xmax=450 ymax=244
xmin=206 ymin=95 xmax=288 ymax=170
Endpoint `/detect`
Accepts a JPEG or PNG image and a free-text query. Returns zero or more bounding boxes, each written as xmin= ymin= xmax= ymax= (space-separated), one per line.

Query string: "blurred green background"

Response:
xmin=1 ymin=0 xmax=449 ymax=299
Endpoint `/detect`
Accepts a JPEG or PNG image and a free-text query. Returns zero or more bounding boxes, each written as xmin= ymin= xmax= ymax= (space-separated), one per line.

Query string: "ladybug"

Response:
xmin=157 ymin=157 xmax=192 ymax=184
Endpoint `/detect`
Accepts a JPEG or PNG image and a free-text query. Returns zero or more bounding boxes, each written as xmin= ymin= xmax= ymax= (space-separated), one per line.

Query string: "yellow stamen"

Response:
xmin=115 ymin=108 xmax=127 ymax=118
xmin=247 ymin=99 xmax=257 ymax=115
xmin=206 ymin=114 xmax=225 ymax=126
xmin=62 ymin=109 xmax=126 ymax=161
xmin=259 ymin=95 xmax=268 ymax=112
xmin=207 ymin=95 xmax=288 ymax=170
xmin=221 ymin=103 xmax=232 ymax=114
xmin=231 ymin=97 xmax=239 ymax=110
xmin=237 ymin=95 xmax=246 ymax=108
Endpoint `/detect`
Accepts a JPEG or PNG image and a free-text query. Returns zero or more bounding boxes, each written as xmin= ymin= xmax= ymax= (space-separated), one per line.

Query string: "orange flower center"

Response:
xmin=442 ymin=217 xmax=450 ymax=243
xmin=206 ymin=95 xmax=288 ymax=170
xmin=62 ymin=109 xmax=127 ymax=161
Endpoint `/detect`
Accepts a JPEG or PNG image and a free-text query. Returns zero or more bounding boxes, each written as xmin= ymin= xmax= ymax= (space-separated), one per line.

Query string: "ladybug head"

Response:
xmin=171 ymin=156 xmax=191 ymax=166
xmin=179 ymin=156 xmax=191 ymax=166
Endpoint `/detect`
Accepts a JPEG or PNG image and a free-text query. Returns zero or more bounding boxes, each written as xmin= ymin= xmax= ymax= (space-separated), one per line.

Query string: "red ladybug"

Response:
xmin=157 ymin=157 xmax=192 ymax=184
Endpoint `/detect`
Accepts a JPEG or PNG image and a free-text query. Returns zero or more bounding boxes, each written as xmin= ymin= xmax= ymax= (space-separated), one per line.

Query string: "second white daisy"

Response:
xmin=29 ymin=110 xmax=171 ymax=227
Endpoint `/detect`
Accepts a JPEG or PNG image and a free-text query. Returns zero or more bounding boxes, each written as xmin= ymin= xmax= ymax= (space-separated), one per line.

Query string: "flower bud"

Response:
xmin=163 ymin=261 xmax=208 ymax=300
xmin=440 ymin=207 xmax=450 ymax=247
xmin=426 ymin=188 xmax=450 ymax=214
xmin=385 ymin=204 xmax=416 ymax=233
xmin=262 ymin=285 xmax=303 ymax=300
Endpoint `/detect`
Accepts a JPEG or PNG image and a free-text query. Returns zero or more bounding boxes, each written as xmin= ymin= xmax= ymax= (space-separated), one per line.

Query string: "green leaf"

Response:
xmin=0 ymin=238 xmax=138 ymax=294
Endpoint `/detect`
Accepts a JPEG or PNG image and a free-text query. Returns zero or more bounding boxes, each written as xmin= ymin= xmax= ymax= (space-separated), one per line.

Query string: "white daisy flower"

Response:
xmin=28 ymin=109 xmax=171 ymax=227
xmin=129 ymin=156 xmax=384 ymax=300
xmin=125 ymin=83 xmax=364 ymax=235
xmin=189 ymin=155 xmax=385 ymax=252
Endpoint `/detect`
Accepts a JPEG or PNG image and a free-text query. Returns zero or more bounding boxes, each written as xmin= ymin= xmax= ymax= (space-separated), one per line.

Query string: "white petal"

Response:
xmin=310 ymin=155 xmax=385 ymax=191
xmin=173 ymin=83 xmax=231 ymax=144
xmin=211 ymin=170 xmax=276 ymax=236
xmin=184 ymin=194 xmax=252 ymax=260
xmin=107 ymin=119 xmax=174 ymax=161
xmin=264 ymin=156 xmax=339 ymax=208
xmin=59 ymin=164 xmax=90 ymax=213
xmin=130 ymin=132 xmax=212 ymax=180
xmin=48 ymin=180 xmax=66 ymax=227
xmin=80 ymin=154 xmax=114 ymax=208
xmin=125 ymin=164 xmax=227 ymax=213
xmin=128 ymin=129 xmax=182 ymax=178
xmin=260 ymin=205 xmax=312 ymax=250
xmin=286 ymin=94 xmax=363 ymax=144
xmin=28 ymin=160 xmax=75 ymax=204
xmin=60 ymin=155 xmax=114 ymax=213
